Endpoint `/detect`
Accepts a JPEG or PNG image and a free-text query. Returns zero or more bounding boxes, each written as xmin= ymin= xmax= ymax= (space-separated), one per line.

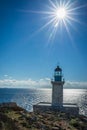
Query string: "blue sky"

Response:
xmin=0 ymin=0 xmax=87 ymax=88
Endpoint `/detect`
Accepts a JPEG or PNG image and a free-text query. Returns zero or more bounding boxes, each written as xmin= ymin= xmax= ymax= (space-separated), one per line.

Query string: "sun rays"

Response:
xmin=21 ymin=0 xmax=86 ymax=44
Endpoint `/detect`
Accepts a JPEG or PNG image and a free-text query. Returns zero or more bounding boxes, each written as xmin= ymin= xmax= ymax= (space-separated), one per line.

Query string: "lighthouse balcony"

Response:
xmin=51 ymin=80 xmax=65 ymax=85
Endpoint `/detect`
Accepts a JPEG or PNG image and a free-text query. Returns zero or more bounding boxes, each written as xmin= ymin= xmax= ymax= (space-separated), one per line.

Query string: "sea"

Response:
xmin=0 ymin=88 xmax=87 ymax=116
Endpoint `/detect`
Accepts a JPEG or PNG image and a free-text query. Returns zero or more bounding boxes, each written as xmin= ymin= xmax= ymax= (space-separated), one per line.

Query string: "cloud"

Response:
xmin=64 ymin=81 xmax=87 ymax=89
xmin=0 ymin=77 xmax=87 ymax=88
xmin=0 ymin=78 xmax=51 ymax=88
xmin=4 ymin=75 xmax=8 ymax=77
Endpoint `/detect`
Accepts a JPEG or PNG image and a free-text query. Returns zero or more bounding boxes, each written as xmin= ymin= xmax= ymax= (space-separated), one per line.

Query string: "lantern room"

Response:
xmin=54 ymin=66 xmax=62 ymax=82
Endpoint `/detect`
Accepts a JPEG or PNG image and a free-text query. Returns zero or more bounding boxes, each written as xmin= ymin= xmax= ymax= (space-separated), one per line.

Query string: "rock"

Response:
xmin=53 ymin=122 xmax=60 ymax=127
xmin=52 ymin=126 xmax=60 ymax=130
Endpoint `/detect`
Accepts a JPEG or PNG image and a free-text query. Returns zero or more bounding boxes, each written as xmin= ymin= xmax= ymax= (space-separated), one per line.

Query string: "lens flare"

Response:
xmin=23 ymin=0 xmax=86 ymax=43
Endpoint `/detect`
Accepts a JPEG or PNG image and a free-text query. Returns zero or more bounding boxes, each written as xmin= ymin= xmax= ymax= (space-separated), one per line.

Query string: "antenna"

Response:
xmin=56 ymin=61 xmax=60 ymax=67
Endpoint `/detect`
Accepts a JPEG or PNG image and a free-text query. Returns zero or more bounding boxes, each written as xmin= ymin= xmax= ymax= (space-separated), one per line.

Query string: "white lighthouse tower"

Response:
xmin=51 ymin=66 xmax=65 ymax=107
xmin=33 ymin=65 xmax=79 ymax=115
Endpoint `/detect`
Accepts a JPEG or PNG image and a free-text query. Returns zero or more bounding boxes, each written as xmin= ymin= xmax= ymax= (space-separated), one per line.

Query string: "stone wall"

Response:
xmin=33 ymin=103 xmax=79 ymax=115
xmin=33 ymin=105 xmax=52 ymax=113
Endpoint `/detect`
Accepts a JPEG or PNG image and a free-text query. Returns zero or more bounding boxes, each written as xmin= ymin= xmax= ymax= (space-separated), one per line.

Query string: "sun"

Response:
xmin=27 ymin=0 xmax=85 ymax=42
xmin=56 ymin=7 xmax=67 ymax=19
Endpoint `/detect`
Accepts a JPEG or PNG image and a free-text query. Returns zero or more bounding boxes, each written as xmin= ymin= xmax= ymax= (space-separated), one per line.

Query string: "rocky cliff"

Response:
xmin=0 ymin=102 xmax=87 ymax=130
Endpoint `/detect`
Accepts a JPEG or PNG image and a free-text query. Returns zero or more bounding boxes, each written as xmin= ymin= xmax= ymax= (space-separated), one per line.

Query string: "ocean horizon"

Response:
xmin=0 ymin=88 xmax=87 ymax=116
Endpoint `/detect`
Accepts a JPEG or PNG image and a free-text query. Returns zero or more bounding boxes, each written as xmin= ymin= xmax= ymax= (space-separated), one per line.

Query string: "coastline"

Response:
xmin=0 ymin=88 xmax=86 ymax=116
xmin=0 ymin=102 xmax=87 ymax=130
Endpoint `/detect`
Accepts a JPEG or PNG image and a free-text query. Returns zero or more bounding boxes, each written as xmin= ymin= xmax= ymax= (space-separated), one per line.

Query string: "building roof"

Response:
xmin=55 ymin=66 xmax=62 ymax=71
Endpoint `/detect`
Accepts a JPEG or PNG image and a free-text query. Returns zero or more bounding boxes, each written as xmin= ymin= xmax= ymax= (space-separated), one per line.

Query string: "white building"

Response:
xmin=33 ymin=66 xmax=79 ymax=115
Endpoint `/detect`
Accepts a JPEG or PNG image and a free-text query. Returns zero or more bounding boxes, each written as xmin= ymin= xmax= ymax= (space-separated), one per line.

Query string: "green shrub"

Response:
xmin=69 ymin=119 xmax=79 ymax=127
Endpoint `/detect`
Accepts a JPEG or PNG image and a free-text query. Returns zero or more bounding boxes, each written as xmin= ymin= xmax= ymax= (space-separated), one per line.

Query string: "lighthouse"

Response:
xmin=33 ymin=65 xmax=79 ymax=115
xmin=51 ymin=66 xmax=65 ymax=107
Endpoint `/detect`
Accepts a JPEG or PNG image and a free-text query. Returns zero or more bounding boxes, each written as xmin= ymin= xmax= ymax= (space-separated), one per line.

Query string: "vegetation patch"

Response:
xmin=0 ymin=103 xmax=87 ymax=130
